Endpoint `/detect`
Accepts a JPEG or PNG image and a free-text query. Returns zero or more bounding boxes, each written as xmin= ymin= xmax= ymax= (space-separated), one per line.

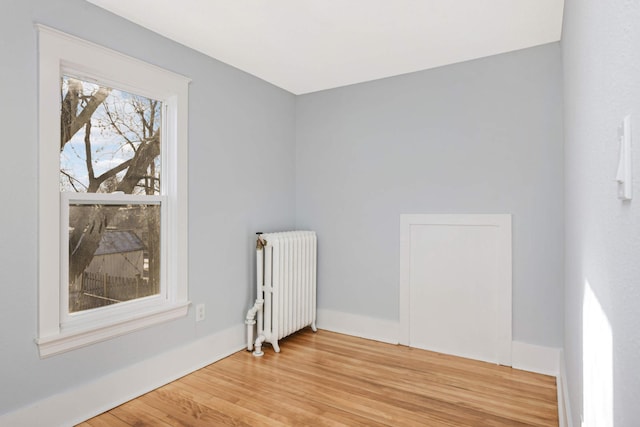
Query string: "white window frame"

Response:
xmin=36 ymin=25 xmax=190 ymax=357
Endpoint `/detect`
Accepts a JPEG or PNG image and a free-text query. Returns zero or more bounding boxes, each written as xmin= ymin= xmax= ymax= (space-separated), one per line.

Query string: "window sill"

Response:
xmin=35 ymin=301 xmax=190 ymax=358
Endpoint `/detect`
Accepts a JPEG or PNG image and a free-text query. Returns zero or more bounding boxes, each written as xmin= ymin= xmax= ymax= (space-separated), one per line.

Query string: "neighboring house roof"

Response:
xmin=94 ymin=230 xmax=145 ymax=256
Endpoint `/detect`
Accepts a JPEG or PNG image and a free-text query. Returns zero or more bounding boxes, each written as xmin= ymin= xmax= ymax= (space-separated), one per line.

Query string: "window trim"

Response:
xmin=36 ymin=25 xmax=190 ymax=357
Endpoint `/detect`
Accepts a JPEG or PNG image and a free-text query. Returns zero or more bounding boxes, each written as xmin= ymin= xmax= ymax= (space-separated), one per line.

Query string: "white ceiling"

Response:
xmin=86 ymin=0 xmax=564 ymax=95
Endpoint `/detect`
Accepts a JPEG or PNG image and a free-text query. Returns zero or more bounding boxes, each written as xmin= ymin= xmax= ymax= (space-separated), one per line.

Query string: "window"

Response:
xmin=36 ymin=25 xmax=190 ymax=357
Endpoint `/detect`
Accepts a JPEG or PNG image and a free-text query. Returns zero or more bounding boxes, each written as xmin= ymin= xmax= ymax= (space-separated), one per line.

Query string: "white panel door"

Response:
xmin=399 ymin=215 xmax=512 ymax=365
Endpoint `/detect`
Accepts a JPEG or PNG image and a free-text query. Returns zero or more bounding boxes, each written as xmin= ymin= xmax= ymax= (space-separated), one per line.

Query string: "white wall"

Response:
xmin=296 ymin=43 xmax=564 ymax=348
xmin=562 ymin=1 xmax=640 ymax=425
xmin=0 ymin=0 xmax=295 ymax=416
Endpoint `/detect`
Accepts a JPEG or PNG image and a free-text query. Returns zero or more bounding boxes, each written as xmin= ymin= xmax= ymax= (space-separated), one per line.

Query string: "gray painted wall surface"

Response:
xmin=295 ymin=44 xmax=564 ymax=347
xmin=0 ymin=0 xmax=295 ymax=415
xmin=563 ymin=1 xmax=640 ymax=425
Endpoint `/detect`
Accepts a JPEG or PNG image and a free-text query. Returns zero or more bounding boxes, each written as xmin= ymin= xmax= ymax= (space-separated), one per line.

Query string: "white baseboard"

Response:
xmin=0 ymin=324 xmax=246 ymax=427
xmin=511 ymin=341 xmax=573 ymax=427
xmin=557 ymin=350 xmax=574 ymax=427
xmin=317 ymin=310 xmax=562 ymax=373
xmin=317 ymin=308 xmax=399 ymax=344
xmin=511 ymin=340 xmax=561 ymax=376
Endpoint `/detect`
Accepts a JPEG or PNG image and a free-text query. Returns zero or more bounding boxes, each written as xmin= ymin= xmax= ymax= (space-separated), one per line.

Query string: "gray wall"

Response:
xmin=0 ymin=0 xmax=295 ymax=415
xmin=295 ymin=44 xmax=564 ymax=347
xmin=563 ymin=1 xmax=640 ymax=425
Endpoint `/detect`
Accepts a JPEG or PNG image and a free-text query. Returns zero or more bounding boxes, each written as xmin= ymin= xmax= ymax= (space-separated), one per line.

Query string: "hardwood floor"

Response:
xmin=78 ymin=329 xmax=558 ymax=426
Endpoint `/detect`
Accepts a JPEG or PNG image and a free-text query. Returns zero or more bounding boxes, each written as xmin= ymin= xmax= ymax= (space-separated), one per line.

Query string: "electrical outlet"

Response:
xmin=195 ymin=304 xmax=205 ymax=322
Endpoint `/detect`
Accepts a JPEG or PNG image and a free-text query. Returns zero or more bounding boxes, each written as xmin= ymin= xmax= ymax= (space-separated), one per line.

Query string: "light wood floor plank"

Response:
xmin=109 ymin=399 xmax=175 ymax=427
xmin=80 ymin=412 xmax=131 ymax=427
xmin=79 ymin=329 xmax=558 ymax=426
xmin=183 ymin=370 xmax=373 ymax=426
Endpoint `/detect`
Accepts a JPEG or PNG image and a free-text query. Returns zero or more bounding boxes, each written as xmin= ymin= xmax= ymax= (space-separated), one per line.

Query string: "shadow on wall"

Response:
xmin=582 ymin=280 xmax=613 ymax=426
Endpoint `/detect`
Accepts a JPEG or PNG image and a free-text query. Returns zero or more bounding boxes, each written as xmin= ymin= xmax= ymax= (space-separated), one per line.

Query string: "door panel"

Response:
xmin=400 ymin=215 xmax=511 ymax=365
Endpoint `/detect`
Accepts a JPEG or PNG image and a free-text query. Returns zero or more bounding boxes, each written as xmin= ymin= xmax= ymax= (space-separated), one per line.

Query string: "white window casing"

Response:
xmin=36 ymin=25 xmax=190 ymax=357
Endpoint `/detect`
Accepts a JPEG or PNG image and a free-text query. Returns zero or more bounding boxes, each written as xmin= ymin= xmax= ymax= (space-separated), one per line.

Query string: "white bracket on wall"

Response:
xmin=616 ymin=115 xmax=632 ymax=201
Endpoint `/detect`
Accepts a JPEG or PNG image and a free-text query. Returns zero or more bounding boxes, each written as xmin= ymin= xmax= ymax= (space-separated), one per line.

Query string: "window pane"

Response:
xmin=60 ymin=76 xmax=162 ymax=195
xmin=69 ymin=203 xmax=161 ymax=313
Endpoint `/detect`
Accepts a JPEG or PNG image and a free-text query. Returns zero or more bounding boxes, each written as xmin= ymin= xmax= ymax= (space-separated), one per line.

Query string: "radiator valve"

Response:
xmin=256 ymin=232 xmax=267 ymax=250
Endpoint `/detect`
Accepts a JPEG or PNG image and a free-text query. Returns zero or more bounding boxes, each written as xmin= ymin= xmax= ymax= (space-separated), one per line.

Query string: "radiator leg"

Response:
xmin=272 ymin=340 xmax=280 ymax=353
xmin=311 ymin=320 xmax=317 ymax=332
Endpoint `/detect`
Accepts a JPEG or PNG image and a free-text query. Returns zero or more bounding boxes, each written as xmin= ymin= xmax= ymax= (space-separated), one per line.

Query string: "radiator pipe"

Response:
xmin=253 ymin=327 xmax=279 ymax=356
xmin=249 ymin=233 xmax=267 ymax=355
xmin=253 ymin=333 xmax=266 ymax=357
xmin=245 ymin=300 xmax=263 ymax=351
